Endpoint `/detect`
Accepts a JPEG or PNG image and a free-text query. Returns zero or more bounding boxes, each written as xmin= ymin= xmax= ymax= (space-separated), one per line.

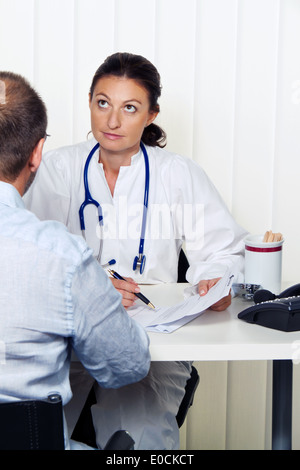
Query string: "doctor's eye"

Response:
xmin=124 ymin=104 xmax=137 ymax=113
xmin=98 ymin=100 xmax=109 ymax=109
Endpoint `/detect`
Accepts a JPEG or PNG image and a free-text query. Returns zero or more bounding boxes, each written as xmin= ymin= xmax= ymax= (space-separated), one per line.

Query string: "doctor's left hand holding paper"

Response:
xmin=198 ymin=278 xmax=232 ymax=311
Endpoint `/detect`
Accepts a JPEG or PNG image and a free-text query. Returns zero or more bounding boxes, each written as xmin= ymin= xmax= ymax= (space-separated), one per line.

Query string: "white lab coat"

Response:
xmin=24 ymin=138 xmax=247 ymax=449
xmin=25 ymin=138 xmax=246 ymax=284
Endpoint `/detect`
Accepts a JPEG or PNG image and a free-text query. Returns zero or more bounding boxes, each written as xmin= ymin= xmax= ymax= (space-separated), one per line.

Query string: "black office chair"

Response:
xmin=176 ymin=365 xmax=200 ymax=428
xmin=71 ymin=386 xmax=98 ymax=448
xmin=176 ymin=249 xmax=200 ymax=427
xmin=0 ymin=394 xmax=65 ymax=450
xmin=0 ymin=393 xmax=134 ymax=450
xmin=177 ymin=248 xmax=190 ymax=283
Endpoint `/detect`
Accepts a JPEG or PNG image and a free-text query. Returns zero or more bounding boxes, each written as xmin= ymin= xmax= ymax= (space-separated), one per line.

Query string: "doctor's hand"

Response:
xmin=110 ymin=276 xmax=140 ymax=309
xmin=198 ymin=278 xmax=231 ymax=312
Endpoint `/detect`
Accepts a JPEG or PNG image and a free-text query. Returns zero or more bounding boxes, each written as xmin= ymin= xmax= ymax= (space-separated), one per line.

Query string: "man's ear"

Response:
xmin=28 ymin=137 xmax=44 ymax=173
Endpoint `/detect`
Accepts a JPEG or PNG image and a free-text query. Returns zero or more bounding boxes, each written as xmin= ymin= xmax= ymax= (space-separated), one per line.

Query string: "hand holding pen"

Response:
xmin=108 ymin=269 xmax=155 ymax=310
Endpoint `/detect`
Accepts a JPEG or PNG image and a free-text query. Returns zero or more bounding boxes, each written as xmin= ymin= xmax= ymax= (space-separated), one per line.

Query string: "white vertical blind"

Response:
xmin=193 ymin=0 xmax=239 ymax=209
xmin=155 ymin=0 xmax=197 ymax=159
xmin=1 ymin=0 xmax=300 ymax=449
xmin=34 ymin=0 xmax=75 ymax=144
xmin=73 ymin=0 xmax=116 ymax=141
xmin=232 ymin=0 xmax=281 ymax=233
xmin=0 ymin=0 xmax=35 ymax=78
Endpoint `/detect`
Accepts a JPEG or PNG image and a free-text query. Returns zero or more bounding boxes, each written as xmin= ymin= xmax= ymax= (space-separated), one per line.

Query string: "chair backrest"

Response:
xmin=176 ymin=252 xmax=200 ymax=426
xmin=176 ymin=365 xmax=200 ymax=428
xmin=177 ymin=249 xmax=189 ymax=283
xmin=0 ymin=394 xmax=64 ymax=450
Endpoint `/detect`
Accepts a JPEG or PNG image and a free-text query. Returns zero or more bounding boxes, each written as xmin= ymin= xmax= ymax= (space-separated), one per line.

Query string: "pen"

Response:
xmin=108 ymin=269 xmax=155 ymax=309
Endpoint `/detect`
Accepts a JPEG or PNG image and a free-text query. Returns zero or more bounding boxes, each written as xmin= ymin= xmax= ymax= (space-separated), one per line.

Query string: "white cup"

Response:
xmin=244 ymin=234 xmax=284 ymax=295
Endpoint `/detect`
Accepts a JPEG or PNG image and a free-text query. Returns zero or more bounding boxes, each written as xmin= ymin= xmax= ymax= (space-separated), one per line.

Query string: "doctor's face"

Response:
xmin=89 ymin=76 xmax=157 ymax=157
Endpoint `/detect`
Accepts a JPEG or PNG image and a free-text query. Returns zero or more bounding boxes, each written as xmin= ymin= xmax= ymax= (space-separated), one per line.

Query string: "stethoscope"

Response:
xmin=79 ymin=141 xmax=150 ymax=274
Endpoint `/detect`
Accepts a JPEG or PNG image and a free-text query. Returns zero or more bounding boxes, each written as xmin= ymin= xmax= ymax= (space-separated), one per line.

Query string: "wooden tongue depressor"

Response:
xmin=263 ymin=230 xmax=283 ymax=243
xmin=263 ymin=231 xmax=270 ymax=242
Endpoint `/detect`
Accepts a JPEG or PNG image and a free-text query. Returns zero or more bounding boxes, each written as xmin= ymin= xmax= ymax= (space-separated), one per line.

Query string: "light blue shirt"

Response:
xmin=0 ymin=182 xmax=150 ymax=440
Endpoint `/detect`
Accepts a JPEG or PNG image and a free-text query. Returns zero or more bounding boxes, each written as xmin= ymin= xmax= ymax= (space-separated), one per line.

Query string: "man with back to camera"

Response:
xmin=0 ymin=71 xmax=150 ymax=450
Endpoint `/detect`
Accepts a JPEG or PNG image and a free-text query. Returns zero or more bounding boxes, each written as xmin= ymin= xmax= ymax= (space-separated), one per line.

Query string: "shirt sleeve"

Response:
xmin=166 ymin=157 xmax=247 ymax=284
xmin=69 ymin=250 xmax=151 ymax=389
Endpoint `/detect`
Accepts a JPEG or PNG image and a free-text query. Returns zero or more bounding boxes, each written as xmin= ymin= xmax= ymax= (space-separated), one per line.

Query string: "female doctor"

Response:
xmin=25 ymin=52 xmax=247 ymax=449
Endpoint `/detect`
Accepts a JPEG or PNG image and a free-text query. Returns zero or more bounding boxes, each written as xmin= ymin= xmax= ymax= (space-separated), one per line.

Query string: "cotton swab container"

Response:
xmin=244 ymin=234 xmax=284 ymax=295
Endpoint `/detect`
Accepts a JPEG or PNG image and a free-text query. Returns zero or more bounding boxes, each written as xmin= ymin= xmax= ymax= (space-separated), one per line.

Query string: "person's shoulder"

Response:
xmin=146 ymin=145 xmax=204 ymax=174
xmin=25 ymin=209 xmax=91 ymax=265
xmin=147 ymin=145 xmax=185 ymax=163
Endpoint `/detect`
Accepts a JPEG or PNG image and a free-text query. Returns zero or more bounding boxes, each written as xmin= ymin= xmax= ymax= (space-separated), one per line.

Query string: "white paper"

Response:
xmin=128 ymin=268 xmax=236 ymax=333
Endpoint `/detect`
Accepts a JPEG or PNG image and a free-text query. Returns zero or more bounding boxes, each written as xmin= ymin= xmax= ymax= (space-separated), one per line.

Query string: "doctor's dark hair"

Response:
xmin=0 ymin=72 xmax=47 ymax=181
xmin=90 ymin=52 xmax=167 ymax=148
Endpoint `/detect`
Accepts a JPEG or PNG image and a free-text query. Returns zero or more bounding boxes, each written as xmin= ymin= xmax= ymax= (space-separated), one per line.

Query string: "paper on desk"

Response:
xmin=128 ymin=268 xmax=236 ymax=333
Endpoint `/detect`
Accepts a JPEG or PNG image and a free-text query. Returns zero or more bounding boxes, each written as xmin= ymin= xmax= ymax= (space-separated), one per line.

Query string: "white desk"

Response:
xmin=140 ymin=283 xmax=300 ymax=450
xmin=141 ymin=283 xmax=300 ymax=361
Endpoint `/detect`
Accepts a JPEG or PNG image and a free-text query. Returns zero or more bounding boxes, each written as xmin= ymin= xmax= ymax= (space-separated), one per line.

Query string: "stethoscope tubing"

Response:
xmin=79 ymin=142 xmax=103 ymax=231
xmin=138 ymin=142 xmax=149 ymax=256
xmin=79 ymin=141 xmax=149 ymax=271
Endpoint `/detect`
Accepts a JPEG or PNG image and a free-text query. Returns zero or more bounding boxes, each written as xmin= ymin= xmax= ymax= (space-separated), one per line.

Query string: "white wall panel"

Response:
xmin=272 ymin=0 xmax=300 ymax=283
xmin=155 ymin=0 xmax=197 ymax=159
xmin=114 ymin=0 xmax=157 ymax=61
xmin=232 ymin=0 xmax=280 ymax=233
xmin=34 ymin=0 xmax=75 ymax=149
xmin=2 ymin=0 xmax=300 ymax=450
xmin=225 ymin=361 xmax=271 ymax=450
xmin=0 ymin=0 xmax=35 ymax=79
xmin=185 ymin=361 xmax=228 ymax=450
xmin=73 ymin=0 xmax=116 ymax=144
xmin=193 ymin=0 xmax=239 ymax=209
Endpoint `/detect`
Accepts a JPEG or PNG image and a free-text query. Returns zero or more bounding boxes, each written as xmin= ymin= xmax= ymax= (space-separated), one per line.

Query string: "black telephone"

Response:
xmin=238 ymin=283 xmax=300 ymax=332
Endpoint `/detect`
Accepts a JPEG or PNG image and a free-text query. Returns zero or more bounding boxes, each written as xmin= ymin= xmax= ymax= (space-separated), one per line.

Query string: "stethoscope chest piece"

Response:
xmin=133 ymin=254 xmax=146 ymax=275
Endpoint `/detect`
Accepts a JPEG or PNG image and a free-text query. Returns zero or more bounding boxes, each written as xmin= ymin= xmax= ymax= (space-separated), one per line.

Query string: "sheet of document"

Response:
xmin=128 ymin=268 xmax=236 ymax=333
